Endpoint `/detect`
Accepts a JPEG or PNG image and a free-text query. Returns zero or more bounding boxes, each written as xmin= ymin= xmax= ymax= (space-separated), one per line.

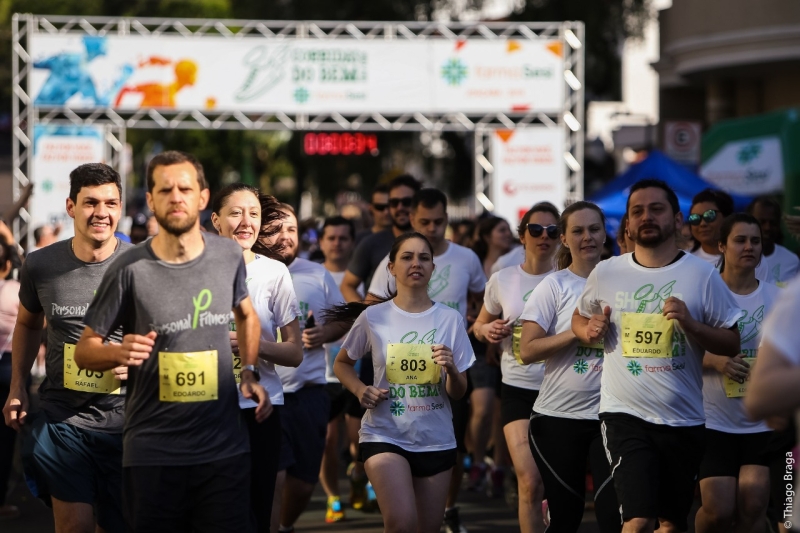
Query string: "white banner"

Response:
xmin=30 ymin=35 xmax=564 ymax=114
xmin=700 ymin=136 xmax=784 ymax=195
xmin=490 ymin=128 xmax=566 ymax=225
xmin=32 ymin=125 xmax=107 ymax=241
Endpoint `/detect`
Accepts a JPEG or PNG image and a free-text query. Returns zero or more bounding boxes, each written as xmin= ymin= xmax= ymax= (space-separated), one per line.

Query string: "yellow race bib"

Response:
xmin=724 ymin=357 xmax=756 ymax=398
xmin=386 ymin=344 xmax=441 ymax=385
xmin=621 ymin=312 xmax=674 ymax=358
xmin=512 ymin=323 xmax=543 ymax=365
xmin=159 ymin=351 xmax=219 ymax=402
xmin=63 ymin=343 xmax=121 ymax=394
xmin=232 ymin=354 xmax=242 ymax=384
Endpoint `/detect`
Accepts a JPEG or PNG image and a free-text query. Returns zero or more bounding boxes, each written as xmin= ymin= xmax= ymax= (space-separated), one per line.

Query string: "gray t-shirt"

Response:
xmin=346 ymin=229 xmax=395 ymax=289
xmin=84 ymin=234 xmax=250 ymax=467
xmin=18 ymin=239 xmax=131 ymax=433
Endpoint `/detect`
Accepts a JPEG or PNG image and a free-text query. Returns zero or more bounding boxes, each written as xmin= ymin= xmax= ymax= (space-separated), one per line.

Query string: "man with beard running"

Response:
xmin=572 ymin=179 xmax=741 ymax=533
xmin=75 ymin=151 xmax=270 ymax=532
xmin=3 ymin=163 xmax=129 ymax=532
xmin=264 ymin=204 xmax=349 ymax=533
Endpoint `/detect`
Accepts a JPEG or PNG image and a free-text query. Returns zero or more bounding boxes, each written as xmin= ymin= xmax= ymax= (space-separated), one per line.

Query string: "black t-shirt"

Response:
xmin=346 ymin=229 xmax=395 ymax=289
xmin=84 ymin=234 xmax=250 ymax=467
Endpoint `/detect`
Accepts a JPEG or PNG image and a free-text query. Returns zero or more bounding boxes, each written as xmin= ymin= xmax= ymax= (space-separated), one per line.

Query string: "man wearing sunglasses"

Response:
xmin=355 ymin=185 xmax=392 ymax=247
xmin=340 ymin=175 xmax=421 ymax=304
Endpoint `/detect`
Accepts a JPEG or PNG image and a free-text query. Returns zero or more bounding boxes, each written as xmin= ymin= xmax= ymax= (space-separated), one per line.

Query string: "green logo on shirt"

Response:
xmin=390 ymin=400 xmax=406 ymax=417
xmin=573 ymin=359 xmax=589 ymax=374
xmin=633 ymin=281 xmax=676 ymax=314
xmin=400 ymin=329 xmax=437 ymax=344
xmin=192 ymin=289 xmax=212 ymax=329
xmin=428 ymin=265 xmax=451 ymax=298
xmin=738 ymin=305 xmax=764 ymax=344
xmin=627 ymin=360 xmax=643 ymax=376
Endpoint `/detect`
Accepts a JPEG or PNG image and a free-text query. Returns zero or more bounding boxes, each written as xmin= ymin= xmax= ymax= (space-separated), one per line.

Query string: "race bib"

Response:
xmin=232 ymin=354 xmax=242 ymax=384
xmin=621 ymin=312 xmax=674 ymax=358
xmin=386 ymin=344 xmax=441 ymax=385
xmin=159 ymin=350 xmax=219 ymax=402
xmin=724 ymin=357 xmax=756 ymax=398
xmin=512 ymin=323 xmax=543 ymax=365
xmin=63 ymin=343 xmax=121 ymax=394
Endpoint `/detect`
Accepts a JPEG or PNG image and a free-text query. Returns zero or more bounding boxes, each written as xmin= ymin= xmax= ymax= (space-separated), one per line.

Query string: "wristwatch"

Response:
xmin=241 ymin=364 xmax=261 ymax=381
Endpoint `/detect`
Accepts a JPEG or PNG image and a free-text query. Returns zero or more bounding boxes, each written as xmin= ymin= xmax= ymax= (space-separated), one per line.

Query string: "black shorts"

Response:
xmin=280 ymin=385 xmax=330 ymax=484
xmin=501 ymin=383 xmax=538 ymax=426
xmin=123 ymin=453 xmax=251 ymax=533
xmin=359 ymin=442 xmax=457 ymax=478
xmin=22 ymin=414 xmax=124 ymax=533
xmin=467 ymin=334 xmax=501 ymax=395
xmin=699 ymin=429 xmax=772 ymax=480
xmin=325 ymin=383 xmax=364 ymax=421
xmin=600 ymin=412 xmax=705 ymax=531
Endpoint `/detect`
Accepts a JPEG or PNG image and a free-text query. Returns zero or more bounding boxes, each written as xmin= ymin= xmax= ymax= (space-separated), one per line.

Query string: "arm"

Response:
xmin=302 ymin=320 xmax=349 ymax=350
xmin=519 ymin=320 xmax=576 ymax=364
xmin=232 ymin=296 xmax=272 ymax=422
xmin=432 ymin=344 xmax=468 ymax=400
xmin=334 ymin=348 xmax=388 ymax=409
xmin=2 ymin=305 xmax=44 ymax=430
xmin=662 ymin=296 xmax=740 ymax=356
xmin=341 ymin=271 xmax=366 ymax=303
xmin=703 ymin=352 xmax=749 ymax=383
xmin=256 ymin=318 xmax=302 ymax=367
xmin=571 ymin=307 xmax=611 ymax=345
xmin=74 ymin=326 xmax=155 ymax=372
xmin=745 ymin=340 xmax=800 ymax=421
xmin=472 ymin=306 xmax=510 ymax=345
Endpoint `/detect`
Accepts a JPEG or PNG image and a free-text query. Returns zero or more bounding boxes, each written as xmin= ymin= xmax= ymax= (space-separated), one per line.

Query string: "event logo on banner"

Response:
xmin=490 ymin=128 xmax=566 ymax=224
xmin=30 ymin=35 xmax=564 ymax=114
xmin=32 ymin=125 xmax=106 ymax=241
xmin=700 ymin=136 xmax=784 ymax=195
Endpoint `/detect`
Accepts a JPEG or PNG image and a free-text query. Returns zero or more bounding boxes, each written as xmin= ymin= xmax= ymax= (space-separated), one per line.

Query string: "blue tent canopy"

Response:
xmin=588 ymin=150 xmax=754 ymax=230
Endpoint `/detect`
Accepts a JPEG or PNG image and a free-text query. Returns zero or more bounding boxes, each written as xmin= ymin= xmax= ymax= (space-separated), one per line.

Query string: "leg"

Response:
xmin=51 ymin=499 xmax=96 ymax=533
xmin=319 ymin=416 xmax=341 ymax=498
xmin=735 ymin=465 xmax=770 ymax=533
xmin=413 ymin=470 xmax=453 ymax=533
xmin=344 ymin=414 xmax=364 ymax=477
xmin=245 ymin=407 xmax=282 ymax=533
xmin=0 ymin=359 xmax=17 ymax=510
xmin=279 ymin=476 xmax=316 ymax=527
xmin=189 ymin=454 xmax=252 ymax=533
xmin=271 ymin=470 xmax=285 ymax=533
xmin=447 ymin=388 xmax=469 ymax=508
xmin=655 ymin=424 xmax=705 ymax=533
xmin=123 ymin=465 xmax=188 ymax=533
xmin=364 ymin=452 xmax=418 ymax=533
xmin=588 ymin=429 xmax=622 ymax=533
xmin=622 ymin=518 xmax=657 ymax=533
xmin=468 ymin=387 xmax=494 ymax=483
xmin=696 ymin=477 xmax=737 ymax=533
xmin=505 ymin=419 xmax=544 ymax=533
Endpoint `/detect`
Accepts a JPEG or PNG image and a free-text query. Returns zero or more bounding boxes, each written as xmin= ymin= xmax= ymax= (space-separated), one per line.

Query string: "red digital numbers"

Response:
xmin=304 ymin=133 xmax=379 ymax=156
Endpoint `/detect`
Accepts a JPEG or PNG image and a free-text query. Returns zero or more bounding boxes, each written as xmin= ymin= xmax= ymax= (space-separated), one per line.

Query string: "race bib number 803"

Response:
xmin=386 ymin=344 xmax=441 ymax=385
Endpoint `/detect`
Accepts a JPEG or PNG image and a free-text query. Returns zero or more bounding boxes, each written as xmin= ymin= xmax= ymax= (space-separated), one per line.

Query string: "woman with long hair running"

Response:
xmin=473 ymin=202 xmax=561 ymax=533
xmin=332 ymin=232 xmax=474 ymax=533
xmin=519 ymin=201 xmax=621 ymax=533
xmin=210 ymin=183 xmax=303 ymax=532
xmin=695 ymin=213 xmax=782 ymax=533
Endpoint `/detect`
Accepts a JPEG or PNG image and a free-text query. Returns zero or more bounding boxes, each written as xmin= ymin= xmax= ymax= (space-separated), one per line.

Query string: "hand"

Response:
xmin=118 ymin=331 xmax=156 ymax=367
xmin=481 ymin=319 xmax=512 ymax=344
xmin=432 ymin=344 xmax=456 ymax=374
xmin=229 ymin=331 xmax=239 ymax=354
xmin=112 ymin=366 xmax=128 ymax=381
xmin=766 ymin=415 xmax=789 ymax=431
xmin=240 ymin=377 xmax=273 ymax=422
xmin=662 ymin=297 xmax=694 ymax=327
xmin=585 ymin=306 xmax=612 ymax=344
xmin=718 ymin=353 xmax=750 ymax=383
xmin=3 ymin=386 xmax=29 ymax=431
xmin=359 ymin=386 xmax=389 ymax=410
xmin=302 ymin=326 xmax=325 ymax=350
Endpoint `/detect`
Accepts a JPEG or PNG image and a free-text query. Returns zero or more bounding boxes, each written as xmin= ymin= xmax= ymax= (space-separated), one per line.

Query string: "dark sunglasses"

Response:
xmin=389 ymin=197 xmax=413 ymax=208
xmin=372 ymin=203 xmax=389 ymax=211
xmin=527 ymin=224 xmax=559 ymax=239
xmin=687 ymin=209 xmax=718 ymax=226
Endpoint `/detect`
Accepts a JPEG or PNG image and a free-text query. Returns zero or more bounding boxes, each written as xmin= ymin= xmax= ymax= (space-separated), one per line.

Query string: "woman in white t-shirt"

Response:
xmin=211 ymin=184 xmax=303 ymax=533
xmin=473 ymin=202 xmax=559 ymax=533
xmin=518 ymin=201 xmax=620 ymax=533
xmin=696 ymin=213 xmax=782 ymax=533
xmin=332 ymin=232 xmax=475 ymax=533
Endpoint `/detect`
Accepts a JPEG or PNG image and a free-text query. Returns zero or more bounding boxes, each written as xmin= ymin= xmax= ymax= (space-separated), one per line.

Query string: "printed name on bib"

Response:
xmin=159 ymin=350 xmax=219 ymax=402
xmin=63 ymin=343 xmax=122 ymax=394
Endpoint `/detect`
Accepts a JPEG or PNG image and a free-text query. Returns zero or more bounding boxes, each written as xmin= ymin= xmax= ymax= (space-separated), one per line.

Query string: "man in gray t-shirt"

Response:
xmin=3 ymin=163 xmax=129 ymax=533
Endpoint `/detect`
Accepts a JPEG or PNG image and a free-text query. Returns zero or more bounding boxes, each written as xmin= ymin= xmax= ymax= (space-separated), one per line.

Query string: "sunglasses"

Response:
xmin=389 ymin=197 xmax=413 ymax=208
xmin=372 ymin=203 xmax=389 ymax=211
xmin=687 ymin=209 xmax=718 ymax=226
xmin=527 ymin=224 xmax=559 ymax=239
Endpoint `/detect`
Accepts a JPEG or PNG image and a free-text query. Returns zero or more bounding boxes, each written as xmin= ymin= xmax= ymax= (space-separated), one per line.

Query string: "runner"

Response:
xmin=211 ymin=183 xmax=303 ymax=532
xmin=356 ymin=184 xmax=392 ymax=245
xmin=332 ymin=232 xmax=475 ymax=533
xmin=519 ymin=202 xmax=621 ymax=533
xmin=695 ymin=213 xmax=780 ymax=533
xmin=264 ymin=204 xmax=349 ymax=533
xmin=74 ymin=151 xmax=270 ymax=532
xmin=573 ymin=179 xmax=741 ymax=533
xmin=747 ymin=196 xmax=799 ymax=284
xmin=2 ymin=163 xmax=129 ymax=533
xmin=473 ymin=202 xmax=560 ymax=533
xmin=318 ymin=216 xmax=368 ymax=522
xmin=368 ymin=188 xmax=486 ymax=531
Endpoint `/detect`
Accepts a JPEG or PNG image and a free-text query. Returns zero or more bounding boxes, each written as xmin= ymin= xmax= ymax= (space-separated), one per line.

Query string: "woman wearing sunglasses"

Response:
xmin=473 ymin=203 xmax=560 ymax=533
xmin=695 ymin=213 xmax=782 ymax=533
xmin=517 ymin=201 xmax=621 ymax=533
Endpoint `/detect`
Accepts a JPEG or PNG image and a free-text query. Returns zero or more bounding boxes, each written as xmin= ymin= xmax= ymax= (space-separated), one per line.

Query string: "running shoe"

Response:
xmin=467 ymin=462 xmax=488 ymax=492
xmin=443 ymin=506 xmax=468 ymax=533
xmin=487 ymin=466 xmax=505 ymax=498
xmin=542 ymin=499 xmax=550 ymax=528
xmin=325 ymin=496 xmax=345 ymax=523
xmin=362 ymin=481 xmax=380 ymax=513
xmin=347 ymin=462 xmax=368 ymax=510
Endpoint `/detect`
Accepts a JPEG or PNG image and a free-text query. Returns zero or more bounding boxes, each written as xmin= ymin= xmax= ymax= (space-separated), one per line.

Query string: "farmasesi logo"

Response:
xmin=51 ymin=303 xmax=89 ymax=316
xmin=150 ymin=289 xmax=229 ymax=335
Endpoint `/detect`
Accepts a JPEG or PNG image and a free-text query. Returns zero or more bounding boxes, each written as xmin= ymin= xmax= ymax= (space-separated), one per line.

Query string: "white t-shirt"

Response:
xmin=325 ymin=269 xmax=362 ymax=383
xmin=341 ymin=301 xmax=475 ymax=452
xmin=765 ymin=244 xmax=799 ymax=285
xmin=368 ymin=242 xmax=486 ymax=322
xmin=692 ymin=246 xmax=773 ymax=284
xmin=491 ymin=246 xmax=525 ymax=275
xmin=522 ymin=268 xmax=604 ymax=420
xmin=483 ymin=265 xmax=549 ymax=390
xmin=277 ymin=258 xmax=345 ymax=393
xmin=576 ymin=252 xmax=740 ymax=427
xmin=239 ymin=255 xmax=300 ymax=408
xmin=703 ymin=281 xmax=781 ymax=433
xmin=760 ymin=277 xmax=800 ymax=365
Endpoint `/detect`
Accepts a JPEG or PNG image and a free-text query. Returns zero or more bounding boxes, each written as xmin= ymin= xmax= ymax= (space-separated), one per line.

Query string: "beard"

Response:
xmin=394 ymin=218 xmax=412 ymax=231
xmin=634 ymin=221 xmax=675 ymax=248
xmin=155 ymin=210 xmax=198 ymax=237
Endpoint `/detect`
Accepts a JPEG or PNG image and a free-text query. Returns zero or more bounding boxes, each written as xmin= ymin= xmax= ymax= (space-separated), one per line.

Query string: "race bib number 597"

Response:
xmin=621 ymin=312 xmax=674 ymax=358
